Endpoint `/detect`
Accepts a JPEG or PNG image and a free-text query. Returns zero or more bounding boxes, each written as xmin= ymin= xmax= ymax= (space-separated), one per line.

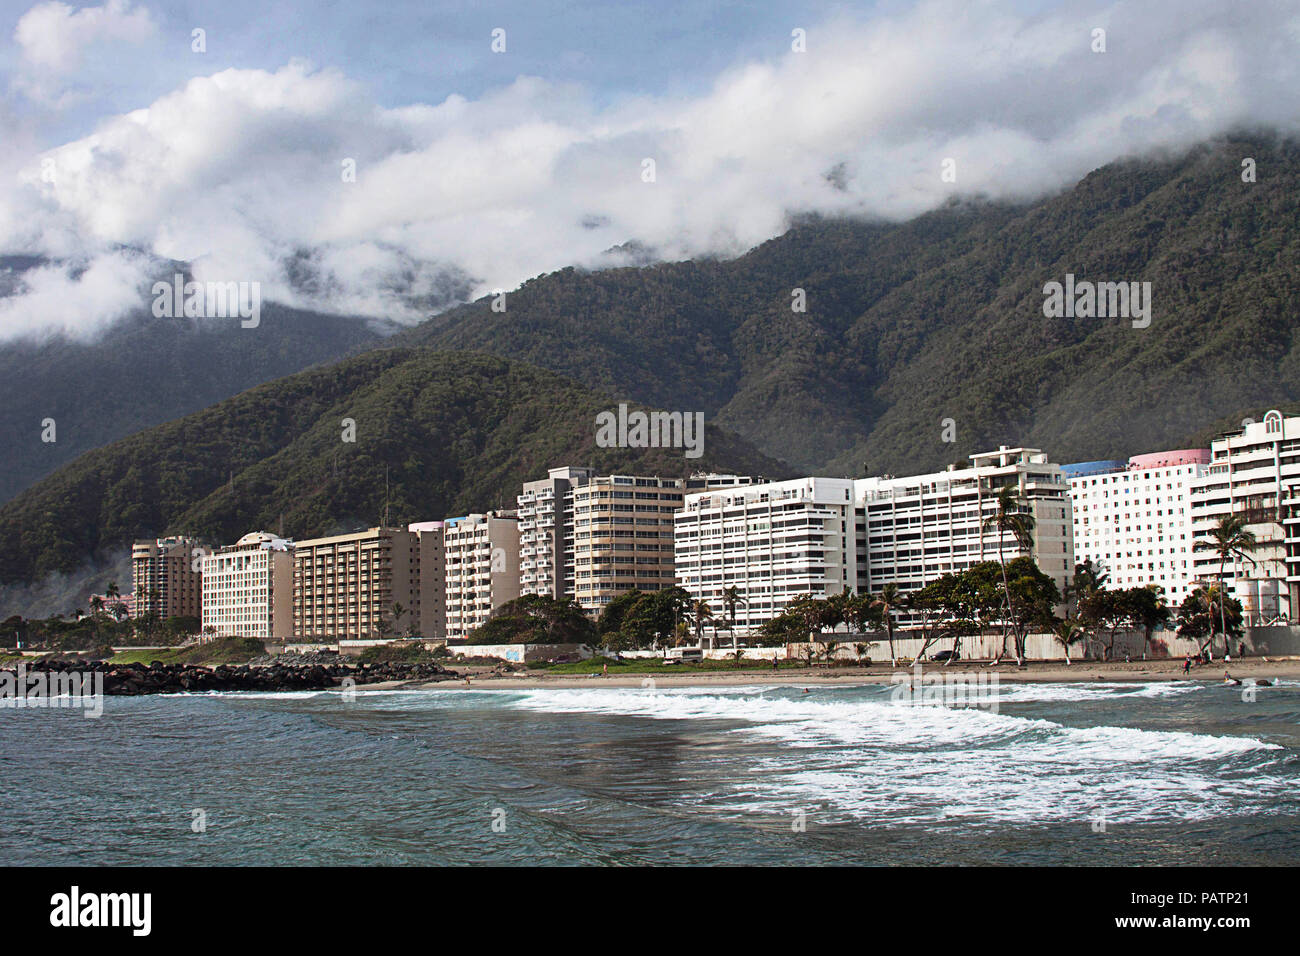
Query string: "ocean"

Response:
xmin=4 ymin=679 xmax=1299 ymax=865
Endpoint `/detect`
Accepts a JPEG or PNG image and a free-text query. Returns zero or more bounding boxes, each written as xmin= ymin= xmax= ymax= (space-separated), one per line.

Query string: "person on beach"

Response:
xmin=602 ymin=663 xmax=608 ymax=676
xmin=1182 ymin=655 xmax=1192 ymax=675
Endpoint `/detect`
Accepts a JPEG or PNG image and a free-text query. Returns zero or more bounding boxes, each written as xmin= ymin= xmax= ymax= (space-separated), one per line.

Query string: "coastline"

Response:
xmin=412 ymin=657 xmax=1300 ymax=691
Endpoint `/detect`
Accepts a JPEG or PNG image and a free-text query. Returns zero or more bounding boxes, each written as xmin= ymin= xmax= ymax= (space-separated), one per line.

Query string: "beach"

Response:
xmin=417 ymin=656 xmax=1300 ymax=690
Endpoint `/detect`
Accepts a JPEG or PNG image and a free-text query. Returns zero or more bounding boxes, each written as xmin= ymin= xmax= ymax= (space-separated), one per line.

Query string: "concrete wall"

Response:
xmin=778 ymin=626 xmax=1298 ymax=662
xmin=447 ymin=642 xmax=593 ymax=663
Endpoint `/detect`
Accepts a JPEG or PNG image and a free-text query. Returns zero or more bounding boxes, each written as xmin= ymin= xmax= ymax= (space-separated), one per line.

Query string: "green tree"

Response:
xmin=687 ymin=598 xmax=714 ymax=647
xmin=472 ymin=595 xmax=597 ymax=645
xmin=1195 ymin=514 xmax=1258 ymax=654
xmin=1051 ymin=616 xmax=1086 ymax=665
xmin=1004 ymin=557 xmax=1061 ymax=664
xmin=721 ymin=585 xmax=746 ymax=650
xmin=981 ymin=486 xmax=1036 ymax=664
xmin=1122 ymin=585 xmax=1171 ymax=657
xmin=1178 ymin=585 xmax=1243 ymax=654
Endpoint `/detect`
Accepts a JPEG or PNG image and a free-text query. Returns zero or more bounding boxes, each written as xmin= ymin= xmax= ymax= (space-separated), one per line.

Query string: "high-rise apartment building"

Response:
xmin=132 ymin=536 xmax=208 ymax=621
xmin=292 ymin=527 xmax=433 ymax=640
xmin=1191 ymin=410 xmax=1300 ymax=622
xmin=443 ymin=512 xmax=520 ymax=640
xmin=569 ymin=475 xmax=685 ymax=611
xmin=517 ymin=466 xmax=595 ymax=599
xmin=517 ymin=468 xmax=761 ymax=612
xmin=201 ymin=532 xmax=294 ymax=640
xmin=675 ymin=477 xmax=862 ymax=632
xmin=1064 ymin=449 xmax=1210 ymax=605
xmin=568 ymin=473 xmax=763 ymax=612
xmin=675 ymin=448 xmax=1073 ymax=635
xmin=406 ymin=521 xmax=447 ymax=641
xmin=855 ymin=447 xmax=1074 ymax=608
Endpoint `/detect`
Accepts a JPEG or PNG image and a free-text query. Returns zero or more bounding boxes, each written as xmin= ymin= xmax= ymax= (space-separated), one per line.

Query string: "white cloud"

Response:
xmin=0 ymin=0 xmax=1297 ymax=341
xmin=0 ymin=250 xmax=154 ymax=339
xmin=13 ymin=0 xmax=158 ymax=106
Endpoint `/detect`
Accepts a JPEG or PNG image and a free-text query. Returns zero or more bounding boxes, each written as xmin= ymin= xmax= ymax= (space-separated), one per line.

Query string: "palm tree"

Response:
xmin=821 ymin=637 xmax=838 ymax=668
xmin=871 ymin=584 xmax=901 ymax=667
xmin=721 ymin=586 xmax=745 ymax=650
xmin=1192 ymin=584 xmax=1225 ymax=657
xmin=88 ymin=595 xmax=105 ymax=642
xmin=104 ymin=580 xmax=126 ymax=622
xmin=982 ymin=486 xmax=1036 ymax=665
xmin=1051 ymin=617 xmax=1086 ymax=665
xmin=688 ymin=598 xmax=714 ymax=647
xmin=1196 ymin=514 xmax=1258 ymax=653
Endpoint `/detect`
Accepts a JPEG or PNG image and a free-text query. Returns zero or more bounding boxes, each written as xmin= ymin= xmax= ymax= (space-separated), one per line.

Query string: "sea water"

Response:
xmin=3 ymin=680 xmax=1298 ymax=865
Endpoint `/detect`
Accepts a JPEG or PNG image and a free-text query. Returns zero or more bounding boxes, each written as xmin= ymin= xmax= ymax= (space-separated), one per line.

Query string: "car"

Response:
xmin=931 ymin=650 xmax=960 ymax=662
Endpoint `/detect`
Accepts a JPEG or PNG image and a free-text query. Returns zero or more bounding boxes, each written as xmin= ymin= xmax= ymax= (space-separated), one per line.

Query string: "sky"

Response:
xmin=0 ymin=0 xmax=1297 ymax=339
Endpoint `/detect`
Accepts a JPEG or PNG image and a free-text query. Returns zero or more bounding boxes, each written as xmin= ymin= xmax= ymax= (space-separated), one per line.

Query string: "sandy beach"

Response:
xmin=408 ymin=656 xmax=1300 ymax=691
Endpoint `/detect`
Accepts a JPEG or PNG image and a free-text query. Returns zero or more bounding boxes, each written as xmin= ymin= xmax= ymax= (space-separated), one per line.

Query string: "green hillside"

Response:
xmin=391 ymin=134 xmax=1300 ymax=473
xmin=0 ymin=294 xmax=385 ymax=502
xmin=0 ymin=348 xmax=789 ymax=586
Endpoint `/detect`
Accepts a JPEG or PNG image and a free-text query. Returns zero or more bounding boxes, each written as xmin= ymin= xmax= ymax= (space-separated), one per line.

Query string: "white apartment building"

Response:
xmin=1191 ymin=410 xmax=1300 ymax=622
xmin=1065 ymin=450 xmax=1209 ymax=605
xmin=443 ymin=512 xmax=520 ymax=640
xmin=201 ymin=532 xmax=294 ymax=640
xmin=675 ymin=477 xmax=862 ymax=633
xmin=517 ymin=466 xmax=596 ymax=599
xmin=855 ymin=447 xmax=1074 ymax=612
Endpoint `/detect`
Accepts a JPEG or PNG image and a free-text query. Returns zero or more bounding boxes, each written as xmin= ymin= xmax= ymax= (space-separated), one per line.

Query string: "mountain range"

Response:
xmin=1 ymin=132 xmax=1298 ymax=615
xmin=0 ymin=256 xmax=386 ymax=502
xmin=0 ymin=348 xmax=787 ymax=596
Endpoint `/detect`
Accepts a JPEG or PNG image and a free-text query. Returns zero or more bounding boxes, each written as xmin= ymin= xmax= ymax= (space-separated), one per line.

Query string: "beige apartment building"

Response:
xmin=406 ymin=521 xmax=447 ymax=642
xmin=443 ymin=512 xmax=520 ymax=640
xmin=566 ymin=473 xmax=762 ymax=612
xmin=132 ymin=536 xmax=208 ymax=621
xmin=201 ymin=532 xmax=294 ymax=640
xmin=292 ymin=527 xmax=439 ymax=640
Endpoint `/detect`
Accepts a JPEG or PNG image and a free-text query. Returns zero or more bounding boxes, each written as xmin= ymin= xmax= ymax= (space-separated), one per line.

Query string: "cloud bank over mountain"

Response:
xmin=1 ymin=0 xmax=1298 ymax=340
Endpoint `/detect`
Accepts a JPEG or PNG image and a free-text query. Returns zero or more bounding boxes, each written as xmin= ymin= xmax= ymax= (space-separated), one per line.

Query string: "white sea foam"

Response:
xmin=504 ymin=684 xmax=1288 ymax=826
